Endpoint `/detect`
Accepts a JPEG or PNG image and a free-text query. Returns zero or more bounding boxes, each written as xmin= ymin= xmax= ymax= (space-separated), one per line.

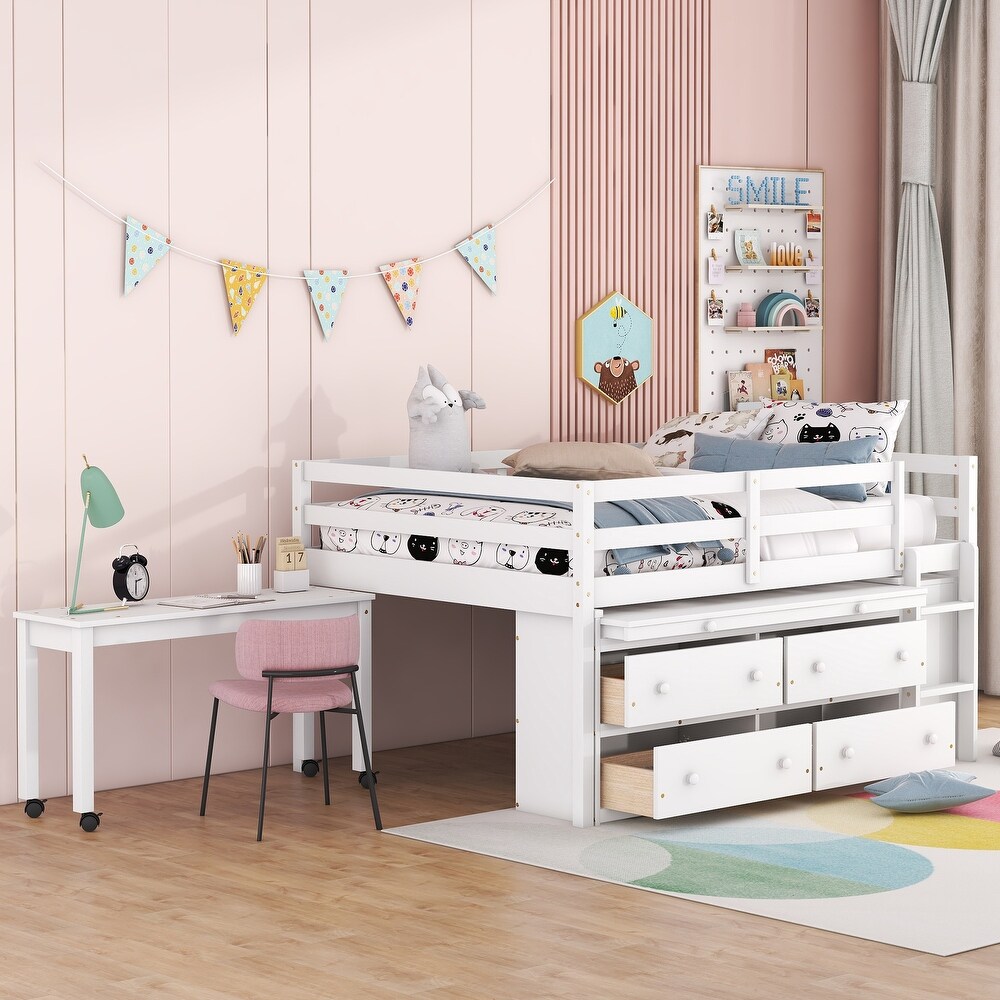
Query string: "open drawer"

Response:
xmin=602 ymin=724 xmax=812 ymax=819
xmin=601 ymin=637 xmax=783 ymax=727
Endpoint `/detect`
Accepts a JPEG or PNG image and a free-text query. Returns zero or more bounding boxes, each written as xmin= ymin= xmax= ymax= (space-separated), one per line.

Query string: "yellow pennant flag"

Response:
xmin=221 ymin=259 xmax=267 ymax=334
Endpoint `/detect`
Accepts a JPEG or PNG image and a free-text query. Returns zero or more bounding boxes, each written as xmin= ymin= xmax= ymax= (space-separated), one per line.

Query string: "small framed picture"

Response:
xmin=728 ymin=370 xmax=753 ymax=409
xmin=707 ymin=207 xmax=725 ymax=240
xmin=770 ymin=369 xmax=791 ymax=401
xmin=805 ymin=293 xmax=821 ymax=324
xmin=787 ymin=378 xmax=805 ymax=401
xmin=734 ymin=228 xmax=766 ymax=267
xmin=806 ymin=210 xmax=823 ymax=239
xmin=707 ymin=294 xmax=724 ymax=325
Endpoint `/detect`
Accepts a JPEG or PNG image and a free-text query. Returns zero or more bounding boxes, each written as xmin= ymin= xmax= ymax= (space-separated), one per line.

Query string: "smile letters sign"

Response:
xmin=726 ymin=172 xmax=812 ymax=206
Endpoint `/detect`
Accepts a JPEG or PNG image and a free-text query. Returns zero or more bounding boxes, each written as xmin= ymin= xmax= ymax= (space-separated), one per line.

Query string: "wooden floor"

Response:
xmin=3 ymin=699 xmax=1000 ymax=1000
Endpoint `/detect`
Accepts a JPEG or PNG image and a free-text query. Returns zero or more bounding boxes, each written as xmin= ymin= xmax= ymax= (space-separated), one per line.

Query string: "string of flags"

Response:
xmin=60 ymin=164 xmax=545 ymax=339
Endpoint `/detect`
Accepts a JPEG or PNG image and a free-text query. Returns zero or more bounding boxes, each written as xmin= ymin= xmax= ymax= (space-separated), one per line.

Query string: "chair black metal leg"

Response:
xmin=200 ymin=698 xmax=220 ymax=817
xmin=257 ymin=680 xmax=276 ymax=842
xmin=319 ymin=710 xmax=331 ymax=806
xmin=350 ymin=673 xmax=381 ymax=830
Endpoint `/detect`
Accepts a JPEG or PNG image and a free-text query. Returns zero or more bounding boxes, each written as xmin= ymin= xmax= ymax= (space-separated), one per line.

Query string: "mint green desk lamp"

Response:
xmin=68 ymin=455 xmax=125 ymax=615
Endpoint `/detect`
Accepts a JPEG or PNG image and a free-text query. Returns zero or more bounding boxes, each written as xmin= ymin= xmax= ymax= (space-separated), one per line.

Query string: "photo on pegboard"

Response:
xmin=707 ymin=291 xmax=724 ymax=325
xmin=805 ymin=291 xmax=821 ymax=324
xmin=707 ymin=205 xmax=725 ymax=240
xmin=806 ymin=210 xmax=823 ymax=238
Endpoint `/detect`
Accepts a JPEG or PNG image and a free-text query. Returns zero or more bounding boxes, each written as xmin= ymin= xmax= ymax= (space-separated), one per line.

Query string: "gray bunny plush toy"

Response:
xmin=407 ymin=364 xmax=486 ymax=473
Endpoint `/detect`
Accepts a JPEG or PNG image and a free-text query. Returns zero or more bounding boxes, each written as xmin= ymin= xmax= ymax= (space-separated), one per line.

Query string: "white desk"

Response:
xmin=15 ymin=587 xmax=374 ymax=823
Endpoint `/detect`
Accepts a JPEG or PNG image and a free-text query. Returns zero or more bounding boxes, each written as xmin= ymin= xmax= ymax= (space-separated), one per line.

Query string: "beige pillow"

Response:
xmin=502 ymin=441 xmax=660 ymax=480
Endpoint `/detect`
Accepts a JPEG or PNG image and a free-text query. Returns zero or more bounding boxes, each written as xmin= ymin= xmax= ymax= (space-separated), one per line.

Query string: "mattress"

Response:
xmin=318 ymin=489 xmax=937 ymax=577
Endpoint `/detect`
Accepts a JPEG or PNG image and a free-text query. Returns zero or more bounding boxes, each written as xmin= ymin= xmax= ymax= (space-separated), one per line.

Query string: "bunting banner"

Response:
xmin=221 ymin=259 xmax=267 ymax=335
xmin=124 ymin=216 xmax=170 ymax=295
xmin=379 ymin=259 xmax=422 ymax=329
xmin=304 ymin=269 xmax=349 ymax=338
xmin=455 ymin=225 xmax=497 ymax=293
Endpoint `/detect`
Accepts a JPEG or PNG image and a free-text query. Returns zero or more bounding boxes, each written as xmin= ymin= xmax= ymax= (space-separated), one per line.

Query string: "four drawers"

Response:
xmin=601 ymin=638 xmax=783 ymax=728
xmin=784 ymin=620 xmax=926 ymax=704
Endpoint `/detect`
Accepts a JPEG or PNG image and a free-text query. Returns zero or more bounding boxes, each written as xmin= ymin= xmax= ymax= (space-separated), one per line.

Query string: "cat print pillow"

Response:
xmin=760 ymin=400 xmax=908 ymax=495
xmin=643 ymin=409 xmax=772 ymax=468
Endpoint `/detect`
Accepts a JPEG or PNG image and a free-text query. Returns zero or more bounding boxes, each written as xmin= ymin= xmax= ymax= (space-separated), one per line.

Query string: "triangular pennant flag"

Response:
xmin=455 ymin=225 xmax=497 ymax=293
xmin=124 ymin=216 xmax=170 ymax=295
xmin=221 ymin=259 xmax=267 ymax=335
xmin=304 ymin=269 xmax=349 ymax=338
xmin=379 ymin=258 xmax=421 ymax=328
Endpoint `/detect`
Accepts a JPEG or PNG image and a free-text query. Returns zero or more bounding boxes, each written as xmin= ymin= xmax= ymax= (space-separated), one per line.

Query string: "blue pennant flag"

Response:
xmin=455 ymin=225 xmax=497 ymax=293
xmin=304 ymin=269 xmax=349 ymax=338
xmin=124 ymin=216 xmax=170 ymax=295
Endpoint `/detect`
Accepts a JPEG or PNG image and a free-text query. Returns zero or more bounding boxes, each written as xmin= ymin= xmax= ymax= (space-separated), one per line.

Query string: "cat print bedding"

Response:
xmin=317 ymin=488 xmax=866 ymax=577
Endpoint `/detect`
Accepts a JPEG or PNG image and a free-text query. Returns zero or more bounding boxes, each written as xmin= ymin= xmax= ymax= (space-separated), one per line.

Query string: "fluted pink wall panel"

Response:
xmin=552 ymin=0 xmax=709 ymax=443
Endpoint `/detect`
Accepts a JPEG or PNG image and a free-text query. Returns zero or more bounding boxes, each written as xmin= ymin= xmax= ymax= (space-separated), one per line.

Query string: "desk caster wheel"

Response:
xmin=24 ymin=798 xmax=45 ymax=819
xmin=358 ymin=771 xmax=379 ymax=790
xmin=79 ymin=812 xmax=101 ymax=833
xmin=301 ymin=759 xmax=320 ymax=778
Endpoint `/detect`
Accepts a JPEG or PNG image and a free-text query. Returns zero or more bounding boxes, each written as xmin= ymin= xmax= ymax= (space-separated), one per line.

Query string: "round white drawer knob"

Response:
xmin=842 ymin=746 xmax=856 ymax=759
xmin=703 ymin=620 xmax=718 ymax=633
xmin=855 ymin=602 xmax=868 ymax=614
xmin=926 ymin=733 xmax=939 ymax=745
xmin=749 ymin=669 xmax=764 ymax=682
xmin=897 ymin=650 xmax=910 ymax=662
xmin=778 ymin=757 xmax=793 ymax=770
xmin=685 ymin=773 xmax=700 ymax=785
xmin=656 ymin=682 xmax=671 ymax=695
xmin=813 ymin=661 xmax=827 ymax=673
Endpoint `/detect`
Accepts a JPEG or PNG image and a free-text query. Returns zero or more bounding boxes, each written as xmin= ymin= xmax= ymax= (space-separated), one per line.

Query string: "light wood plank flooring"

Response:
xmin=2 ymin=698 xmax=999 ymax=1000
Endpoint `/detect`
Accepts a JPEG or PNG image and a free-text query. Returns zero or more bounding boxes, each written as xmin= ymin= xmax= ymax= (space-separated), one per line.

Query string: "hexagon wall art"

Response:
xmin=576 ymin=291 xmax=653 ymax=404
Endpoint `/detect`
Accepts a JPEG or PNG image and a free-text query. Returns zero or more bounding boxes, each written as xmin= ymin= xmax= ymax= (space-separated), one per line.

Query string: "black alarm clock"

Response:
xmin=112 ymin=544 xmax=149 ymax=602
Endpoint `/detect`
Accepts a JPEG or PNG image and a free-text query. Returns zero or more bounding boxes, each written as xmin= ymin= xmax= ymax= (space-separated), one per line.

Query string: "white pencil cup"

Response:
xmin=236 ymin=562 xmax=262 ymax=597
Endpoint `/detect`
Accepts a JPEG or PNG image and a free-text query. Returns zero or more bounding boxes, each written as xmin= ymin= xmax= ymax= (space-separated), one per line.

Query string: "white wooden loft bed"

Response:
xmin=291 ymin=450 xmax=978 ymax=828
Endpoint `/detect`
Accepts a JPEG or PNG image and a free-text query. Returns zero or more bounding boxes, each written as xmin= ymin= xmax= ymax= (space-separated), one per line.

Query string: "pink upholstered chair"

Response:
xmin=199 ymin=616 xmax=381 ymax=841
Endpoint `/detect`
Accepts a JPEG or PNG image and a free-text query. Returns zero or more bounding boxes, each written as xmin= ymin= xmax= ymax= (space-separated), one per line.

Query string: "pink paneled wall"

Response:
xmin=551 ymin=0 xmax=880 ymax=441
xmin=1 ymin=0 xmax=549 ymax=803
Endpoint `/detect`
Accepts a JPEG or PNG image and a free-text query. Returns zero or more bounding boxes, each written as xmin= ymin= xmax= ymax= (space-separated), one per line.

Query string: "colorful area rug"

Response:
xmin=387 ymin=729 xmax=1000 ymax=955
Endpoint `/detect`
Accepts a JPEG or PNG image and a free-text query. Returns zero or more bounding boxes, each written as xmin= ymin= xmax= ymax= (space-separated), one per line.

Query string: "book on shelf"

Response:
xmin=764 ymin=349 xmax=797 ymax=379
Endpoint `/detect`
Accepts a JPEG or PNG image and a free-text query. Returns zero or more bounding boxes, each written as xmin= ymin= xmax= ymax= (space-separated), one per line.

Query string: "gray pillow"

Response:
xmin=689 ymin=433 xmax=877 ymax=502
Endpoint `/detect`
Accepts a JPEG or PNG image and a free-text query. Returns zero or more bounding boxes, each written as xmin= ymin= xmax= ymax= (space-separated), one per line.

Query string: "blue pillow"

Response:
xmin=865 ymin=770 xmax=977 ymax=795
xmin=689 ymin=433 xmax=877 ymax=502
xmin=868 ymin=771 xmax=994 ymax=813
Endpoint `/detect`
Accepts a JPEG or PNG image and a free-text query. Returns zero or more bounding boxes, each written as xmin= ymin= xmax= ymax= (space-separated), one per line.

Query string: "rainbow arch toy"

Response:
xmin=755 ymin=292 xmax=807 ymax=327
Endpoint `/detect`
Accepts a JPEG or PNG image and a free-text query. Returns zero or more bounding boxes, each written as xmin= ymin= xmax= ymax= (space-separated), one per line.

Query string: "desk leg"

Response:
xmin=291 ymin=713 xmax=315 ymax=773
xmin=354 ymin=601 xmax=373 ymax=773
xmin=70 ymin=630 xmax=96 ymax=815
xmin=16 ymin=620 xmax=40 ymax=801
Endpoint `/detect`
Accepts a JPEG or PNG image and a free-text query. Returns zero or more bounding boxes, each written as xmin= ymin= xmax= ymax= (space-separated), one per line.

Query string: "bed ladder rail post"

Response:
xmin=890 ymin=460 xmax=905 ymax=574
xmin=956 ymin=540 xmax=979 ymax=761
xmin=291 ymin=459 xmax=311 ymax=546
xmin=956 ymin=456 xmax=978 ymax=546
xmin=744 ymin=471 xmax=761 ymax=585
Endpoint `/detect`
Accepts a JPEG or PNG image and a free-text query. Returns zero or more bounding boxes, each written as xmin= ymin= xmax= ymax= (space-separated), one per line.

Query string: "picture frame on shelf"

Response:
xmin=733 ymin=228 xmax=766 ymax=267
xmin=770 ymin=369 xmax=792 ymax=401
xmin=746 ymin=362 xmax=772 ymax=402
xmin=728 ymin=370 xmax=753 ymax=409
xmin=764 ymin=348 xmax=797 ymax=379
xmin=787 ymin=379 xmax=805 ymax=401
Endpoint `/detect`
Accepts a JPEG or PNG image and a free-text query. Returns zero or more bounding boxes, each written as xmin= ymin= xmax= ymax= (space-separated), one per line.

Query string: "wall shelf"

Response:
xmin=724 ymin=325 xmax=821 ymax=333
xmin=725 ymin=265 xmax=823 ymax=273
xmin=727 ymin=203 xmax=823 ymax=212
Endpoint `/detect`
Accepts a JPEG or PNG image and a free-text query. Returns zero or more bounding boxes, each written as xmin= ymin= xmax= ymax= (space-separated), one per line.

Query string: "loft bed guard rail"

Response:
xmin=292 ymin=454 xmax=910 ymax=612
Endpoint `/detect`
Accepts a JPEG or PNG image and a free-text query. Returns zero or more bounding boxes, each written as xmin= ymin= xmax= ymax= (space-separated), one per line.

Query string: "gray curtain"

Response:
xmin=884 ymin=0 xmax=955 ymax=490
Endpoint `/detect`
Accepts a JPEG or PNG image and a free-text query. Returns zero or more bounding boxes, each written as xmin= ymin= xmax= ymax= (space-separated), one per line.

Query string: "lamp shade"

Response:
xmin=80 ymin=463 xmax=124 ymax=528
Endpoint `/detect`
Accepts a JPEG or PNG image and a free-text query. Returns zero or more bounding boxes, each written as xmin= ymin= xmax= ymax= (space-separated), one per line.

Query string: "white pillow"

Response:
xmin=643 ymin=410 xmax=772 ymax=468
xmin=760 ymin=400 xmax=908 ymax=495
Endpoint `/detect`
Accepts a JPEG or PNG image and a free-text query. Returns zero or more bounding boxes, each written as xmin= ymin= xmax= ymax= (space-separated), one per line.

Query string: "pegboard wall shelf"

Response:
xmin=724 ymin=265 xmax=823 ymax=273
xmin=697 ymin=165 xmax=825 ymax=411
xmin=723 ymin=325 xmax=819 ymax=333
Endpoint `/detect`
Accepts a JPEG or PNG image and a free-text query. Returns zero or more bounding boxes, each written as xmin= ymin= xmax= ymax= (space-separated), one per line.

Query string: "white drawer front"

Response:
xmin=623 ymin=638 xmax=783 ymax=727
xmin=812 ymin=703 xmax=955 ymax=791
xmin=652 ymin=725 xmax=812 ymax=819
xmin=784 ymin=620 xmax=926 ymax=704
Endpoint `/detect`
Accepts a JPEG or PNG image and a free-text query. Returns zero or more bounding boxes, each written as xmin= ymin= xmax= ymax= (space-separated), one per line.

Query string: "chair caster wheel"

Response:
xmin=359 ymin=771 xmax=379 ymax=789
xmin=79 ymin=811 xmax=101 ymax=833
xmin=24 ymin=798 xmax=45 ymax=819
xmin=301 ymin=759 xmax=320 ymax=778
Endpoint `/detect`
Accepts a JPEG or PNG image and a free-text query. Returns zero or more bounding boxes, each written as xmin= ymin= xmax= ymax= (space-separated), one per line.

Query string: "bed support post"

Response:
xmin=290 ymin=459 xmax=316 ymax=772
xmin=571 ymin=481 xmax=597 ymax=828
